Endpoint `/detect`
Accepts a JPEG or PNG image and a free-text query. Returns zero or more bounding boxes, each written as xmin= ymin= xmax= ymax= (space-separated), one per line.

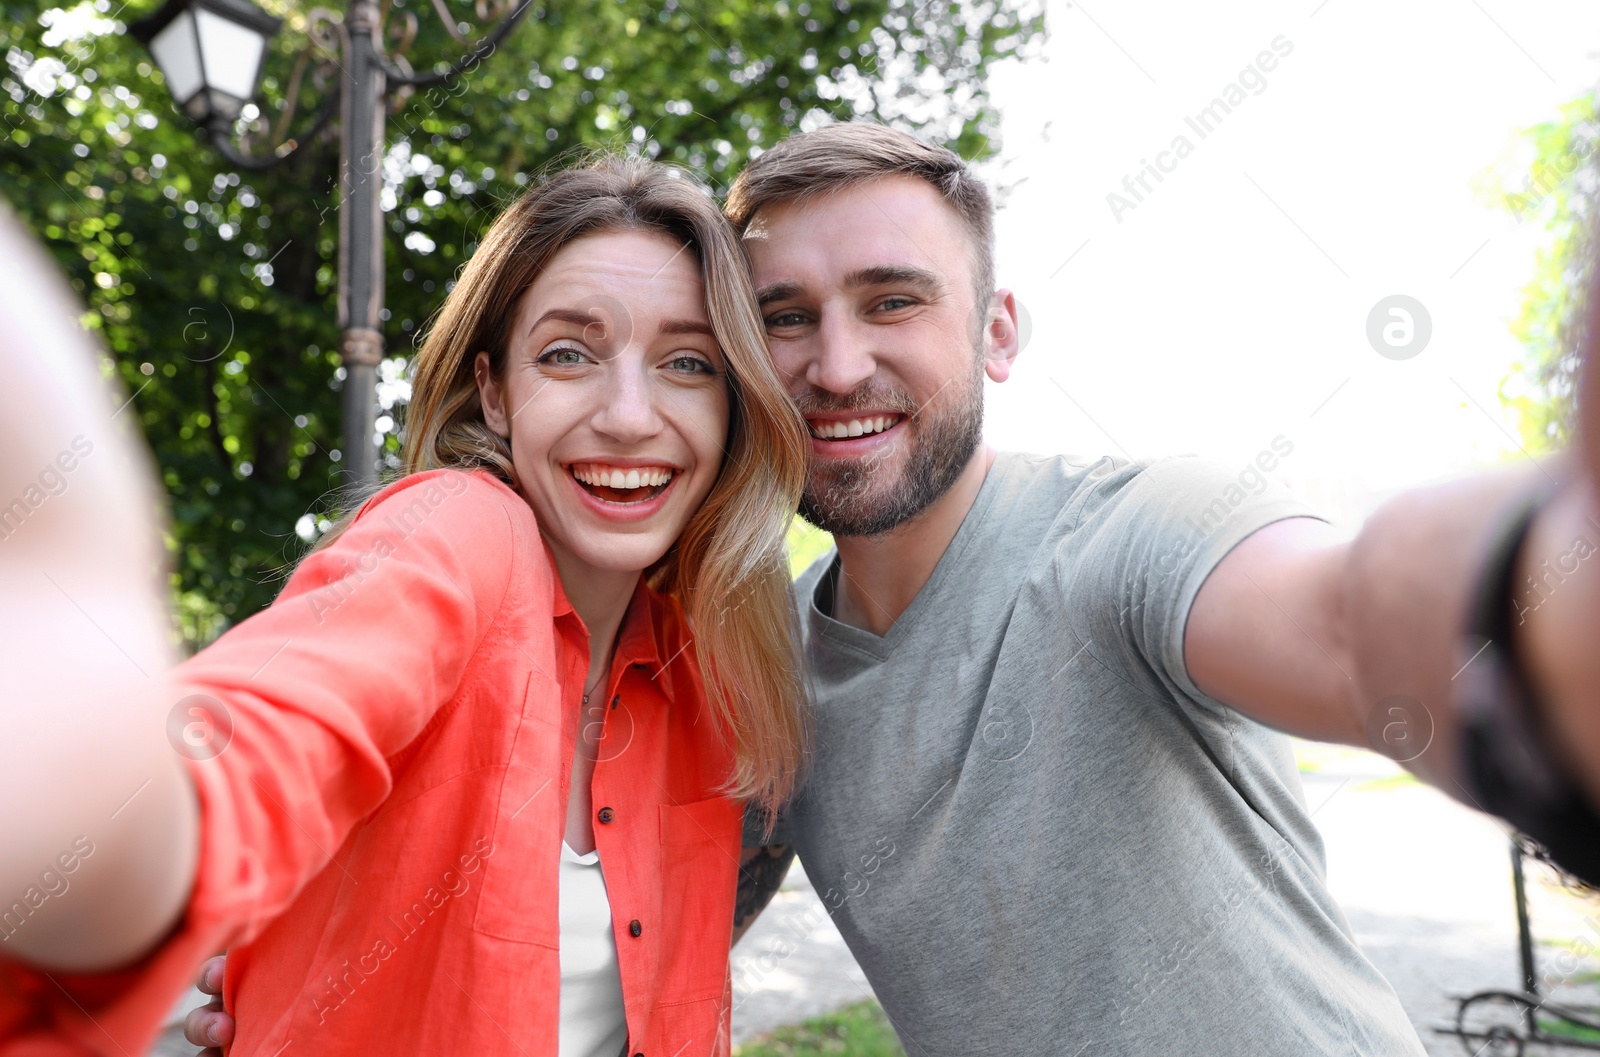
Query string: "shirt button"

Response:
xmin=597 ymin=807 xmax=614 ymax=824
xmin=628 ymin=919 xmax=642 ymax=937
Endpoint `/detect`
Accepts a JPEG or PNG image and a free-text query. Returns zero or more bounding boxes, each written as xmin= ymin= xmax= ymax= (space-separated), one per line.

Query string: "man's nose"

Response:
xmin=593 ymin=360 xmax=665 ymax=442
xmin=808 ymin=311 xmax=877 ymax=395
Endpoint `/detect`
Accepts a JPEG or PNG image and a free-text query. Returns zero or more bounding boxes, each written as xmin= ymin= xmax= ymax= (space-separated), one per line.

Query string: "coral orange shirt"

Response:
xmin=0 ymin=468 xmax=744 ymax=1056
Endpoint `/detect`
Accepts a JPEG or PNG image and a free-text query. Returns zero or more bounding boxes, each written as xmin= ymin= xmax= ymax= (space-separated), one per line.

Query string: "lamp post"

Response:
xmin=131 ymin=0 xmax=531 ymax=488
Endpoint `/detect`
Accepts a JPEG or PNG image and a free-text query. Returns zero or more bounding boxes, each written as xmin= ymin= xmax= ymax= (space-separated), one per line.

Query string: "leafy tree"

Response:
xmin=0 ymin=0 xmax=1043 ymax=647
xmin=1485 ymin=91 xmax=1599 ymax=453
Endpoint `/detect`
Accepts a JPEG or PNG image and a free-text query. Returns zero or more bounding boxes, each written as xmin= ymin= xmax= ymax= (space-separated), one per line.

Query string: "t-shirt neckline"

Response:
xmin=809 ymin=452 xmax=1015 ymax=660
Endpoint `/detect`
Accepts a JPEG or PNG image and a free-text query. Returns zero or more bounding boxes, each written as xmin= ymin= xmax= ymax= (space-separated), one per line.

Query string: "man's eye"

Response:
xmin=877 ymin=296 xmax=915 ymax=312
xmin=764 ymin=311 xmax=807 ymax=328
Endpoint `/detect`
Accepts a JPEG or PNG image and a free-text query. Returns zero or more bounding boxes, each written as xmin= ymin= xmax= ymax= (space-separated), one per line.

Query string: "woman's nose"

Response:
xmin=592 ymin=361 xmax=664 ymax=442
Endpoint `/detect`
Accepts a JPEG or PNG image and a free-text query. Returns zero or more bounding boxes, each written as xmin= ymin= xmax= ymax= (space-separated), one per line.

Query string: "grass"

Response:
xmin=734 ymin=1000 xmax=906 ymax=1057
xmin=1353 ymin=772 xmax=1420 ymax=792
xmin=785 ymin=518 xmax=834 ymax=580
xmin=1538 ymin=1016 xmax=1600 ymax=1044
xmin=1537 ymin=936 xmax=1600 ymax=980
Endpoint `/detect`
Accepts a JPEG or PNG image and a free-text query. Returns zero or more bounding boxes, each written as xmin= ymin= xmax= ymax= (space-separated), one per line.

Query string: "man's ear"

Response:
xmin=473 ymin=351 xmax=510 ymax=437
xmin=983 ymin=289 xmax=1022 ymax=383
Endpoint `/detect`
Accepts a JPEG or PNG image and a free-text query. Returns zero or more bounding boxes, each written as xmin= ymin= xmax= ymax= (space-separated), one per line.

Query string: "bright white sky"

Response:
xmin=977 ymin=0 xmax=1600 ymax=525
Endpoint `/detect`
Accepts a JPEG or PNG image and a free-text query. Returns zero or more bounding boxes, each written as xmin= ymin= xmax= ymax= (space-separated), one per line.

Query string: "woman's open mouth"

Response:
xmin=568 ymin=462 xmax=676 ymax=505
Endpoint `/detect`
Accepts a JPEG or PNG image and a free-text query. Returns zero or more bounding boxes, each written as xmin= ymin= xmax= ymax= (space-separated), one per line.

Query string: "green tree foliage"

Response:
xmin=1485 ymin=92 xmax=1599 ymax=454
xmin=1 ymin=0 xmax=1042 ymax=647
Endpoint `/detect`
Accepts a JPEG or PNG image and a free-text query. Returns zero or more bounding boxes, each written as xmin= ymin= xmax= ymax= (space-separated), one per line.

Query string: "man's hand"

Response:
xmin=182 ymin=955 xmax=233 ymax=1056
xmin=1515 ymin=307 xmax=1600 ymax=805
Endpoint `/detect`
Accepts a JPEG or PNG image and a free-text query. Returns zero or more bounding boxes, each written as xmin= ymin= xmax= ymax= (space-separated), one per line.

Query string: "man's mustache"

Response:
xmin=794 ymin=384 xmax=920 ymax=418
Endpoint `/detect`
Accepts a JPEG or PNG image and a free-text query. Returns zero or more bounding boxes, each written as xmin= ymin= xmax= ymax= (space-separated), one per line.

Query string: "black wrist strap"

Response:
xmin=1457 ymin=490 xmax=1600 ymax=886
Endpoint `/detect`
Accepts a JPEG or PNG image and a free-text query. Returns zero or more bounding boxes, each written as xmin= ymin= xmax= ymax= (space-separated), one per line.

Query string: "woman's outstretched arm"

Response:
xmin=0 ymin=205 xmax=199 ymax=973
xmin=0 ymin=207 xmax=532 ymax=1056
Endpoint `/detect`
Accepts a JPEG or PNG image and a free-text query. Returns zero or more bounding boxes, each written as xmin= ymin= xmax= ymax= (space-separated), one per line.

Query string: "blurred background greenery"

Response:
xmin=1484 ymin=89 xmax=1598 ymax=456
xmin=1 ymin=0 xmax=1042 ymax=646
xmin=9 ymin=0 xmax=1592 ymax=648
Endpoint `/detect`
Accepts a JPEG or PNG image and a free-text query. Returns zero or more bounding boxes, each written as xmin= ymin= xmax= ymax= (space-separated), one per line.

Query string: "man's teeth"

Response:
xmin=812 ymin=415 xmax=899 ymax=439
xmin=570 ymin=464 xmax=675 ymax=489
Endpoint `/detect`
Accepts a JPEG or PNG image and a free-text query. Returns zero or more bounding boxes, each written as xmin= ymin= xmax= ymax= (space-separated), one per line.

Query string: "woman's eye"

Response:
xmin=667 ymin=354 xmax=715 ymax=375
xmin=538 ymin=346 xmax=586 ymax=367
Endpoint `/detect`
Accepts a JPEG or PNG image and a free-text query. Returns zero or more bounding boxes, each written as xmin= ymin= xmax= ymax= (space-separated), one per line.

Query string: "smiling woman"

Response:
xmin=473 ymin=228 xmax=733 ymax=584
xmin=0 ymin=156 xmax=810 ymax=1057
xmin=398 ymin=161 xmax=812 ymax=815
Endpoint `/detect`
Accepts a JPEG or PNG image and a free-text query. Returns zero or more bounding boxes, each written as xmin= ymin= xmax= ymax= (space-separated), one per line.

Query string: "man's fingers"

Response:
xmin=197 ymin=954 xmax=226 ymax=995
xmin=182 ymin=1003 xmax=234 ymax=1049
xmin=185 ymin=958 xmax=233 ymax=1051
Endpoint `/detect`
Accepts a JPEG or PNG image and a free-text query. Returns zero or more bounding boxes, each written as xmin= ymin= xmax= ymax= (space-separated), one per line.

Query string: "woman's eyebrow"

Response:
xmin=659 ymin=318 xmax=715 ymax=336
xmin=528 ymin=307 xmax=604 ymax=335
xmin=528 ymin=309 xmax=712 ymax=337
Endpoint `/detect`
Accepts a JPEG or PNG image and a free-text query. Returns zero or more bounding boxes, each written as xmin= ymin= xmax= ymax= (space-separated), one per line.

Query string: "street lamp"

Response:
xmin=131 ymin=0 xmax=531 ymax=489
xmin=130 ymin=0 xmax=280 ymax=127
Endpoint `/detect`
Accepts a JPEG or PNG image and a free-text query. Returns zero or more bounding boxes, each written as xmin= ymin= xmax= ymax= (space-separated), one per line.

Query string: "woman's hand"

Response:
xmin=0 ymin=206 xmax=198 ymax=970
xmin=182 ymin=956 xmax=234 ymax=1055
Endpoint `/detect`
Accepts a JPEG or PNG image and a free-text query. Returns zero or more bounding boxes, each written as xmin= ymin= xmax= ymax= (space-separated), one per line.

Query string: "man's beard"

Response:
xmin=797 ymin=361 xmax=985 ymax=538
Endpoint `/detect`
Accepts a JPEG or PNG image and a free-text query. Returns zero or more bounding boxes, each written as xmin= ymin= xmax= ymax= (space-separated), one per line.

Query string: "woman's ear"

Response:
xmin=473 ymin=351 xmax=510 ymax=437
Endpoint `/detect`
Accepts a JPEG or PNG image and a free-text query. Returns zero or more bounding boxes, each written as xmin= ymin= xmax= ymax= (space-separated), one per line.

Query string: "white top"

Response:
xmin=558 ymin=841 xmax=629 ymax=1057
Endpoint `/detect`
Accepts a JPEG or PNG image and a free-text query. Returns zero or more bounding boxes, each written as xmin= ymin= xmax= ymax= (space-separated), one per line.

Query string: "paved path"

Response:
xmin=151 ymin=742 xmax=1600 ymax=1054
xmin=1298 ymin=743 xmax=1600 ymax=1056
xmin=729 ymin=741 xmax=1600 ymax=1052
xmin=728 ymin=858 xmax=872 ymax=1046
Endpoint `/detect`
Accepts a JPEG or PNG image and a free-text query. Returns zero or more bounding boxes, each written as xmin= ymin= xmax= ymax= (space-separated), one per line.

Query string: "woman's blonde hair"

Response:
xmin=319 ymin=154 xmax=810 ymax=813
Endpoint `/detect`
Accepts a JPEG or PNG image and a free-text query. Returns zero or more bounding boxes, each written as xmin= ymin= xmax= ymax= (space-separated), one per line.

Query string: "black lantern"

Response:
xmin=130 ymin=0 xmax=281 ymax=126
xmin=131 ymin=0 xmax=532 ymax=487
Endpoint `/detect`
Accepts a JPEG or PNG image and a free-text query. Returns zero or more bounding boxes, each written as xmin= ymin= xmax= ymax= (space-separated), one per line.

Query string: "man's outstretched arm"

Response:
xmin=1190 ymin=285 xmax=1600 ymax=819
xmin=1185 ymin=450 xmax=1600 ymax=812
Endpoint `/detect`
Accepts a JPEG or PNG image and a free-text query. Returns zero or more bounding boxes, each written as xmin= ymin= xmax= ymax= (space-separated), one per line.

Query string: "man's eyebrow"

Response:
xmin=754 ymin=266 xmax=941 ymax=308
xmin=755 ymin=281 xmax=804 ymax=308
xmin=845 ymin=264 xmax=942 ymax=292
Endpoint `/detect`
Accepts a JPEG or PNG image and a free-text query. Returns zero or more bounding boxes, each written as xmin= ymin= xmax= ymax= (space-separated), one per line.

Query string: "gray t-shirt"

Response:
xmin=756 ymin=451 xmax=1424 ymax=1056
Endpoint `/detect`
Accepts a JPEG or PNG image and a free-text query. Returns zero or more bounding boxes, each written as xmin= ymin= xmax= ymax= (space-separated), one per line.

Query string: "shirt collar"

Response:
xmin=546 ymin=545 xmax=681 ymax=704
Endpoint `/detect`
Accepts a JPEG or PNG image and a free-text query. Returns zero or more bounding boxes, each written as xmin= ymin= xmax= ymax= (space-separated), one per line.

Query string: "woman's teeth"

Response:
xmin=811 ymin=415 xmax=900 ymax=439
xmin=570 ymin=464 xmax=675 ymax=490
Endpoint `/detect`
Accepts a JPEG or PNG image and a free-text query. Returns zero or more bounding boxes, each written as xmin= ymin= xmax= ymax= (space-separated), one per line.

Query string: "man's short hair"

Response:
xmin=725 ymin=122 xmax=996 ymax=307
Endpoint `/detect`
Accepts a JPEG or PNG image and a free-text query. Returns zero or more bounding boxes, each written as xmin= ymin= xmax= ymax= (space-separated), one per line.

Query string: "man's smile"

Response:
xmin=805 ymin=413 xmax=905 ymax=440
